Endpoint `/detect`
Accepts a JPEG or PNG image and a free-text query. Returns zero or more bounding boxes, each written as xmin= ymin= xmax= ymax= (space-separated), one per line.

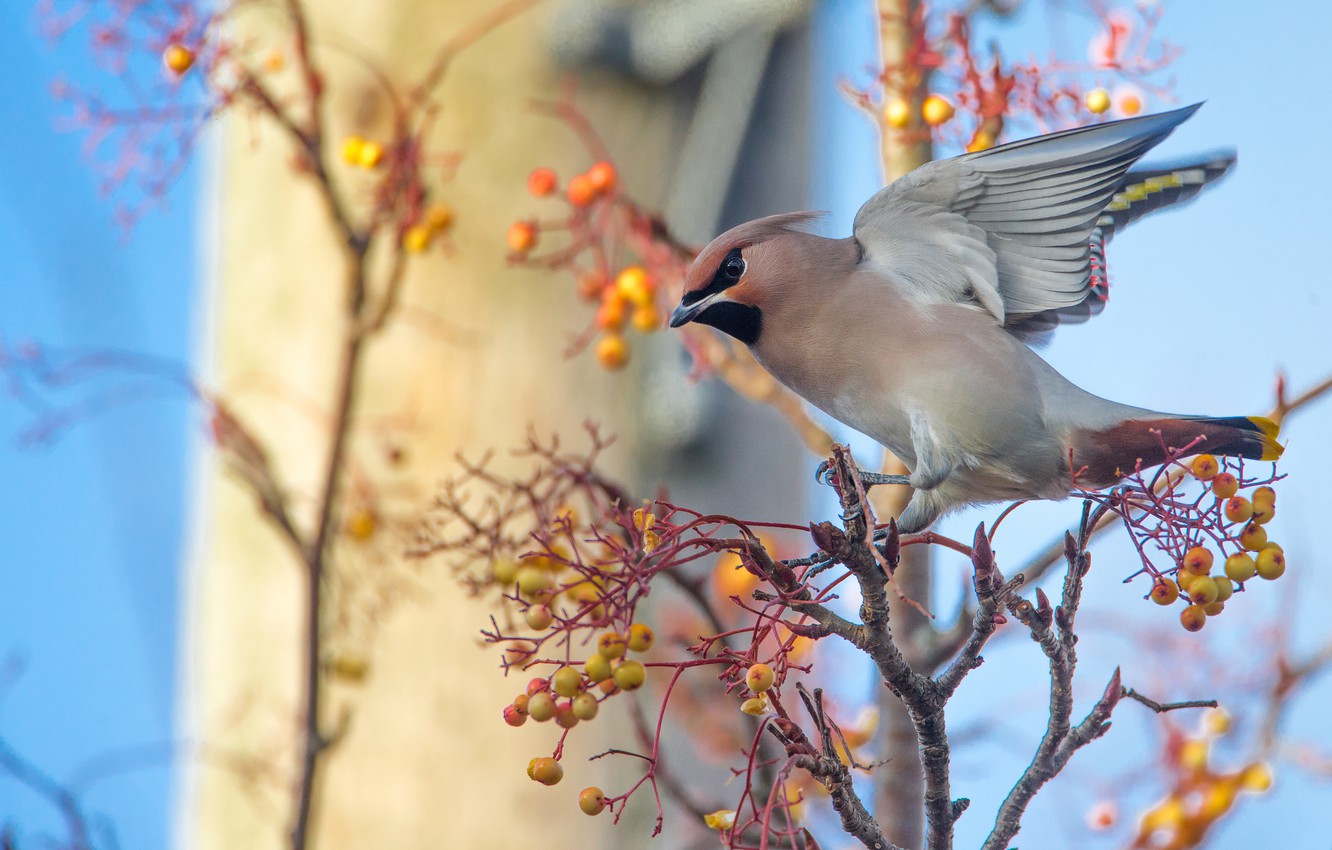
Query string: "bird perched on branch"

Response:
xmin=669 ymin=104 xmax=1281 ymax=533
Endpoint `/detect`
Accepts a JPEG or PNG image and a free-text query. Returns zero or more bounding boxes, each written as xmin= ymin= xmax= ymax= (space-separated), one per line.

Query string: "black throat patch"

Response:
xmin=694 ymin=301 xmax=762 ymax=345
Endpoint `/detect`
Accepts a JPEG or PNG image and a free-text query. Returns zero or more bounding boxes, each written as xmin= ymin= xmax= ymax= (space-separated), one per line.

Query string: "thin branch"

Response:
xmin=1120 ymin=688 xmax=1218 ymax=714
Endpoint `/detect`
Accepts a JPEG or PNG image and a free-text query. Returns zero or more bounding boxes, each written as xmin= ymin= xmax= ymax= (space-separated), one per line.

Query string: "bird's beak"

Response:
xmin=669 ymin=291 xmax=725 ymax=328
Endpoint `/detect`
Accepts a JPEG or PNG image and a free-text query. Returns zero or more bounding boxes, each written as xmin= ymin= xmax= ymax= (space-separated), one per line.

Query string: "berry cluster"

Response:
xmin=1131 ymin=709 xmax=1274 ymax=849
xmin=1109 ymin=453 xmax=1284 ymax=632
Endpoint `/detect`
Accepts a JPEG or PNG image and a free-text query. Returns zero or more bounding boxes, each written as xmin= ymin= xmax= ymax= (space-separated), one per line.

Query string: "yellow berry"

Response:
xmin=345 ymin=509 xmax=377 ymax=541
xmin=884 ymin=97 xmax=912 ymax=129
xmin=745 ymin=663 xmax=776 ymax=693
xmin=551 ymin=666 xmax=585 ymax=698
xmin=740 ymin=695 xmax=769 ymax=716
xmin=595 ymin=334 xmax=629 ymax=370
xmin=1180 ymin=604 xmax=1207 ymax=632
xmin=1212 ymin=575 xmax=1234 ymax=603
xmin=402 ymin=224 xmax=432 ymax=254
xmin=1224 ymin=553 xmax=1257 ymax=582
xmin=525 ymin=604 xmax=553 ymax=631
xmin=1175 ymin=570 xmax=1200 ymax=593
xmin=1202 ymin=600 xmax=1225 ymax=616
xmin=1240 ymin=762 xmax=1274 ymax=793
xmin=1191 ymin=454 xmax=1219 ymax=480
xmin=163 ymin=44 xmax=195 ymax=75
xmin=631 ymin=304 xmax=661 ymax=333
xmin=357 ymin=140 xmax=384 ymax=169
xmin=1211 ymin=472 xmax=1239 ymax=499
xmin=1185 ymin=576 xmax=1219 ymax=605
xmin=1251 ymin=500 xmax=1275 ymax=524
xmin=491 ymin=559 xmax=519 ymax=585
xmin=613 ymin=659 xmax=646 ymax=691
xmin=584 ymin=652 xmax=612 ymax=683
xmin=340 ymin=136 xmax=365 ymax=165
xmin=1149 ymin=579 xmax=1179 ymax=606
xmin=1255 ymin=547 xmax=1286 ymax=580
xmin=1181 ymin=546 xmax=1213 ymax=575
xmin=516 ymin=565 xmax=554 ymax=597
xmin=571 ymin=692 xmax=599 ymax=721
xmin=527 ymin=692 xmax=556 ymax=722
xmin=627 ymin=623 xmax=655 ymax=653
xmin=1239 ymin=522 xmax=1268 ymax=552
xmin=615 ymin=266 xmax=654 ymax=306
xmin=1203 ymin=707 xmax=1231 ymax=736
xmin=921 ymin=94 xmax=955 ymax=126
xmin=578 ymin=786 xmax=608 ymax=815
xmin=597 ymin=631 xmax=627 ymax=659
xmin=528 ymin=756 xmax=563 ymax=786
xmin=1085 ymin=87 xmax=1111 ymax=114
xmin=1224 ymin=496 xmax=1253 ymax=524
xmin=1252 ymin=485 xmax=1276 ymax=509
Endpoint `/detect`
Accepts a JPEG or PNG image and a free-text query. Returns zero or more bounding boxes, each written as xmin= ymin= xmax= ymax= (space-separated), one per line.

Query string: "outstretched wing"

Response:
xmin=1005 ymin=151 xmax=1236 ymax=341
xmin=852 ymin=104 xmax=1206 ymax=333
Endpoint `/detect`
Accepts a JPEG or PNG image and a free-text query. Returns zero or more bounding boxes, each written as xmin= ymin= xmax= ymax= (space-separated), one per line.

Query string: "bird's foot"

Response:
xmin=815 ymin=462 xmax=912 ymax=490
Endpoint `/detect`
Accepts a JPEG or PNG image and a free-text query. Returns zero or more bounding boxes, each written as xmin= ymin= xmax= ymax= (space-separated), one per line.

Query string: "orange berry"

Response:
xmin=595 ymin=334 xmax=630 ymax=370
xmin=921 ymin=94 xmax=955 ymax=126
xmin=1180 ymin=604 xmax=1207 ymax=632
xmin=163 ymin=44 xmax=195 ymax=75
xmin=627 ymin=623 xmax=655 ymax=653
xmin=567 ymin=173 xmax=597 ymax=207
xmin=506 ymin=221 xmax=537 ymax=254
xmin=1224 ymin=496 xmax=1253 ymax=524
xmin=577 ymin=270 xmax=608 ymax=302
xmin=884 ymin=97 xmax=912 ymax=129
xmin=1224 ymin=553 xmax=1257 ymax=583
xmin=1149 ymin=579 xmax=1179 ymax=606
xmin=1239 ymin=522 xmax=1268 ymax=552
xmin=586 ymin=161 xmax=617 ymax=195
xmin=1191 ymin=454 xmax=1219 ymax=480
xmin=527 ymin=167 xmax=558 ymax=197
xmin=631 ymin=305 xmax=661 ymax=333
xmin=1117 ymin=90 xmax=1143 ymax=116
xmin=425 ymin=203 xmax=454 ymax=231
xmin=1251 ymin=500 xmax=1275 ymax=525
xmin=612 ymin=659 xmax=646 ymax=691
xmin=513 ymin=693 xmax=530 ymax=715
xmin=595 ymin=297 xmax=627 ymax=332
xmin=1181 ymin=546 xmax=1214 ymax=575
xmin=1255 ymin=547 xmax=1286 ymax=580
xmin=745 ymin=662 xmax=776 ymax=693
xmin=357 ymin=140 xmax=384 ymax=169
xmin=1211 ymin=472 xmax=1239 ymax=499
xmin=1086 ymin=800 xmax=1117 ymax=830
xmin=965 ymin=130 xmax=994 ymax=153
xmin=578 ymin=786 xmax=608 ymax=815
xmin=528 ymin=756 xmax=563 ymax=786
xmin=402 ymin=224 xmax=432 ymax=254
xmin=1085 ymin=88 xmax=1111 ymax=114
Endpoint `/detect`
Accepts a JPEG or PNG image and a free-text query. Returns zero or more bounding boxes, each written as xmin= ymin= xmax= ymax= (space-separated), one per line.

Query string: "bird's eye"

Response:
xmin=723 ymin=255 xmax=746 ymax=281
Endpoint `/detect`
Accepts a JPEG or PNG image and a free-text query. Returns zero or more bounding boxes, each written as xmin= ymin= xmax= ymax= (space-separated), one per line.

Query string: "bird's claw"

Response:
xmin=815 ymin=462 xmax=913 ymax=491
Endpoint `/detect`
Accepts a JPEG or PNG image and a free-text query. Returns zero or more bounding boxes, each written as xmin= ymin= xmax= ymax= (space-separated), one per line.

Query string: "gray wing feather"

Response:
xmin=853 ymin=104 xmax=1202 ymax=325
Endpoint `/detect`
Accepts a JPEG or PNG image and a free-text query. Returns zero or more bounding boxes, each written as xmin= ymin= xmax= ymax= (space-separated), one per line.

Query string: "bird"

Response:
xmin=668 ymin=104 xmax=1282 ymax=533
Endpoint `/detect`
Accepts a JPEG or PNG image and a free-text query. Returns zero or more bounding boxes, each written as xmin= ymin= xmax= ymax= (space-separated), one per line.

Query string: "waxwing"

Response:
xmin=670 ymin=104 xmax=1281 ymax=532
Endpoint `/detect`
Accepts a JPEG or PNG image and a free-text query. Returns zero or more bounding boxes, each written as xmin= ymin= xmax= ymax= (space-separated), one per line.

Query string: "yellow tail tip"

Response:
xmin=1247 ymin=416 xmax=1284 ymax=460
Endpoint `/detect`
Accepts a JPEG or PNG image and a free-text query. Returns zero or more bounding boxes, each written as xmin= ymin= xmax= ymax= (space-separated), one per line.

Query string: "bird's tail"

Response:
xmin=1072 ymin=415 xmax=1283 ymax=488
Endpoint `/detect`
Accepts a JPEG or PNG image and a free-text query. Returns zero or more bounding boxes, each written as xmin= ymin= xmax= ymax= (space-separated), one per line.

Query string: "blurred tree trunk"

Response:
xmin=181 ymin=1 xmax=811 ymax=849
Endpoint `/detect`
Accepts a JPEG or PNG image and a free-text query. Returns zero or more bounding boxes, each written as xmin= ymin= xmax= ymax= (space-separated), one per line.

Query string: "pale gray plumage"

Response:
xmin=670 ymin=105 xmax=1281 ymax=532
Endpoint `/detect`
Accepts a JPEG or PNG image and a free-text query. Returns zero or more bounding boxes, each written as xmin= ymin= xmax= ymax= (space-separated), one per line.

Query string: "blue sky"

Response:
xmin=2 ymin=1 xmax=1330 ymax=849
